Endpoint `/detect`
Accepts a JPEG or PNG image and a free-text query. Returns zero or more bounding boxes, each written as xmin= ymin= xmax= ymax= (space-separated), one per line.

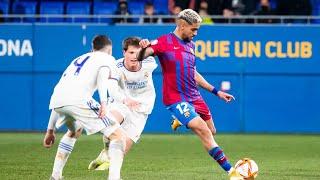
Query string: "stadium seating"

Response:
xmin=12 ymin=1 xmax=37 ymax=22
xmin=0 ymin=2 xmax=8 ymax=14
xmin=0 ymin=2 xmax=9 ymax=14
xmin=153 ymin=0 xmax=169 ymax=15
xmin=40 ymin=2 xmax=65 ymax=23
xmin=66 ymin=2 xmax=91 ymax=23
xmin=128 ymin=1 xmax=144 ymax=15
xmin=93 ymin=2 xmax=117 ymax=24
xmin=0 ymin=2 xmax=8 ymax=22
xmin=128 ymin=1 xmax=144 ymax=23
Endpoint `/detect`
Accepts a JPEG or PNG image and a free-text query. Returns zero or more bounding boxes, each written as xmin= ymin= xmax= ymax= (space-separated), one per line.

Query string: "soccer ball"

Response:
xmin=234 ymin=158 xmax=258 ymax=179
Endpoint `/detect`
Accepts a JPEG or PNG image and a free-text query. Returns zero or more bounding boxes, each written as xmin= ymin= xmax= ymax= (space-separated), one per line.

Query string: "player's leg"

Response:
xmin=193 ymin=98 xmax=217 ymax=136
xmin=88 ymin=136 xmax=110 ymax=170
xmin=51 ymin=108 xmax=82 ymax=180
xmin=88 ymin=106 xmax=127 ymax=170
xmin=105 ymin=110 xmax=146 ymax=179
xmin=92 ymin=135 xmax=134 ymax=171
xmin=204 ymin=118 xmax=216 ymax=136
xmin=188 ymin=117 xmax=242 ymax=179
xmin=101 ymin=126 xmax=126 ymax=180
xmin=167 ymin=102 xmax=242 ymax=179
xmin=77 ymin=101 xmax=126 ymax=180
xmin=92 ymin=110 xmax=145 ymax=171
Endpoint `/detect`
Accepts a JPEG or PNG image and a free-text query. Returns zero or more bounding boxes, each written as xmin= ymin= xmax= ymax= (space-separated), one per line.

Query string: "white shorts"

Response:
xmin=108 ymin=102 xmax=148 ymax=143
xmin=50 ymin=101 xmax=120 ymax=137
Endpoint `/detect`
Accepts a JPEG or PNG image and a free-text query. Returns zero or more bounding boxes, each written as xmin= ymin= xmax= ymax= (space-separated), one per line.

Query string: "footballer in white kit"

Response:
xmin=43 ymin=35 xmax=132 ymax=180
xmin=112 ymin=55 xmax=157 ymax=142
xmin=88 ymin=37 xmax=157 ymax=170
xmin=48 ymin=47 xmax=120 ymax=136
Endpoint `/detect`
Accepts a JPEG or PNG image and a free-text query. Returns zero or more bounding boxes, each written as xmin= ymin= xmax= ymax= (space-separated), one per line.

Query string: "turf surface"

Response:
xmin=0 ymin=133 xmax=319 ymax=180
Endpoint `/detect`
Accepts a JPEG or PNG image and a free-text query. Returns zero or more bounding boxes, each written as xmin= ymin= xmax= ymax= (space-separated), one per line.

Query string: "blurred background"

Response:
xmin=0 ymin=0 xmax=319 ymax=134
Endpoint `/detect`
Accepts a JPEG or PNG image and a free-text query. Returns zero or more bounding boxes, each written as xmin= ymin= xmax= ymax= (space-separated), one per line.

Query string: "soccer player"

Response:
xmin=138 ymin=9 xmax=243 ymax=180
xmin=43 ymin=35 xmax=137 ymax=180
xmin=87 ymin=37 xmax=157 ymax=170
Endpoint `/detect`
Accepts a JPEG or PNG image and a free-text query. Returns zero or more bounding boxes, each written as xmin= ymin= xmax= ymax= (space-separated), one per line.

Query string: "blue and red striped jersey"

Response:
xmin=150 ymin=33 xmax=201 ymax=106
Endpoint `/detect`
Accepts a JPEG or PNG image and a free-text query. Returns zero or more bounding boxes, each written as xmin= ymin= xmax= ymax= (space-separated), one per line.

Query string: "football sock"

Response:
xmin=51 ymin=134 xmax=76 ymax=179
xmin=94 ymin=136 xmax=110 ymax=162
xmin=108 ymin=139 xmax=125 ymax=180
xmin=208 ymin=146 xmax=232 ymax=172
xmin=103 ymin=135 xmax=111 ymax=149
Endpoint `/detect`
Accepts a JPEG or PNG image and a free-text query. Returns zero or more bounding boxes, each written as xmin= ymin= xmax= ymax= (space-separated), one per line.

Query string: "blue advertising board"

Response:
xmin=0 ymin=24 xmax=319 ymax=133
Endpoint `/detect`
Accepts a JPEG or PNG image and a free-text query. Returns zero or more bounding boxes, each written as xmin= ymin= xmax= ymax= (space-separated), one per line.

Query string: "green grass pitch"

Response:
xmin=0 ymin=133 xmax=319 ymax=180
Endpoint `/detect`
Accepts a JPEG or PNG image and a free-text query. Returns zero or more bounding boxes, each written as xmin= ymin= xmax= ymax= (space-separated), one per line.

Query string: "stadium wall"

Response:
xmin=0 ymin=24 xmax=319 ymax=133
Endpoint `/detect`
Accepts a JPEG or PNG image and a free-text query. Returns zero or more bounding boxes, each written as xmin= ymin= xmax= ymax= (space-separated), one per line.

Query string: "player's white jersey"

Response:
xmin=49 ymin=51 xmax=118 ymax=109
xmin=115 ymin=56 xmax=157 ymax=114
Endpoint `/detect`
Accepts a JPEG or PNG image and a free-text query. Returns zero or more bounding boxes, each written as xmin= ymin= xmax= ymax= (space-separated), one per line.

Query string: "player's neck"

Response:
xmin=173 ymin=29 xmax=184 ymax=40
xmin=124 ymin=61 xmax=141 ymax=72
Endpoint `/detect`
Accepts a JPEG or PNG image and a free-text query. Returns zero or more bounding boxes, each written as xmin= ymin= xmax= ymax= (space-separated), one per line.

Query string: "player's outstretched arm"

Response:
xmin=137 ymin=39 xmax=154 ymax=61
xmin=195 ymin=70 xmax=235 ymax=103
xmin=195 ymin=70 xmax=214 ymax=92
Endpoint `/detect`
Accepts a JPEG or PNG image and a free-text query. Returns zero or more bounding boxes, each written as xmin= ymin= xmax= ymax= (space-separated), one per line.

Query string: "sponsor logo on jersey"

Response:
xmin=144 ymin=72 xmax=149 ymax=78
xmin=184 ymin=111 xmax=190 ymax=118
xmin=190 ymin=48 xmax=195 ymax=55
xmin=125 ymin=80 xmax=147 ymax=89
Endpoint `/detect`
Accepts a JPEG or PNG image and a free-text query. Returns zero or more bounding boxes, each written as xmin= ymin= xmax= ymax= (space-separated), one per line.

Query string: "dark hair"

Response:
xmin=144 ymin=2 xmax=154 ymax=8
xmin=92 ymin=35 xmax=112 ymax=51
xmin=122 ymin=37 xmax=141 ymax=51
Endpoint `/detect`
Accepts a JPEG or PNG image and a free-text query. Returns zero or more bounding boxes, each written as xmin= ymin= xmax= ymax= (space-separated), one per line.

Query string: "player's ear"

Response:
xmin=122 ymin=50 xmax=126 ymax=57
xmin=180 ymin=20 xmax=187 ymax=30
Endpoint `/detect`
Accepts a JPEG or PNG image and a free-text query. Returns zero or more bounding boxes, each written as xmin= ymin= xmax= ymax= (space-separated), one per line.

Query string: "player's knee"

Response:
xmin=74 ymin=128 xmax=83 ymax=138
xmin=108 ymin=128 xmax=125 ymax=142
xmin=211 ymin=127 xmax=217 ymax=136
xmin=67 ymin=128 xmax=82 ymax=138
xmin=192 ymin=123 xmax=211 ymax=138
xmin=199 ymin=127 xmax=212 ymax=138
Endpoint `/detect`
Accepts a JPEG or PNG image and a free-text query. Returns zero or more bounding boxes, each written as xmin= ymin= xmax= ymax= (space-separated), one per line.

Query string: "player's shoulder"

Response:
xmin=142 ymin=56 xmax=156 ymax=64
xmin=142 ymin=56 xmax=157 ymax=70
xmin=91 ymin=52 xmax=116 ymax=65
xmin=152 ymin=33 xmax=171 ymax=45
xmin=159 ymin=33 xmax=171 ymax=39
xmin=75 ymin=52 xmax=91 ymax=60
xmin=92 ymin=51 xmax=114 ymax=60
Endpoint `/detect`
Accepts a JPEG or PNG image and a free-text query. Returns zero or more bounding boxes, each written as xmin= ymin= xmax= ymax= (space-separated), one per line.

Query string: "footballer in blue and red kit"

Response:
xmin=150 ymin=32 xmax=211 ymax=126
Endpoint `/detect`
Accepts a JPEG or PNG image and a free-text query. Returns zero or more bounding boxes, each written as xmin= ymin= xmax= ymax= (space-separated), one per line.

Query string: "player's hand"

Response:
xmin=139 ymin=39 xmax=151 ymax=49
xmin=43 ymin=129 xmax=55 ymax=148
xmin=124 ymin=98 xmax=141 ymax=111
xmin=217 ymin=91 xmax=235 ymax=103
xmin=98 ymin=102 xmax=107 ymax=118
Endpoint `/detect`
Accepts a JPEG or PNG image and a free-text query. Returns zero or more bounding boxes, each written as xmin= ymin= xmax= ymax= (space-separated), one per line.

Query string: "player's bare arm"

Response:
xmin=195 ymin=70 xmax=235 ymax=103
xmin=137 ymin=39 xmax=154 ymax=61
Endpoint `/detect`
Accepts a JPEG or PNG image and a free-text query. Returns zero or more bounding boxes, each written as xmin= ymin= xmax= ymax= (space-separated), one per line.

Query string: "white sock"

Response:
xmin=51 ymin=134 xmax=76 ymax=179
xmin=108 ymin=139 xmax=125 ymax=180
xmin=94 ymin=136 xmax=110 ymax=162
xmin=96 ymin=148 xmax=109 ymax=162
xmin=103 ymin=136 xmax=110 ymax=150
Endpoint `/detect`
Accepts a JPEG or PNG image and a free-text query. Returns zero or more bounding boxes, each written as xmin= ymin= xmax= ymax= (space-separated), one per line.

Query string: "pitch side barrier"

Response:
xmin=0 ymin=24 xmax=319 ymax=133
